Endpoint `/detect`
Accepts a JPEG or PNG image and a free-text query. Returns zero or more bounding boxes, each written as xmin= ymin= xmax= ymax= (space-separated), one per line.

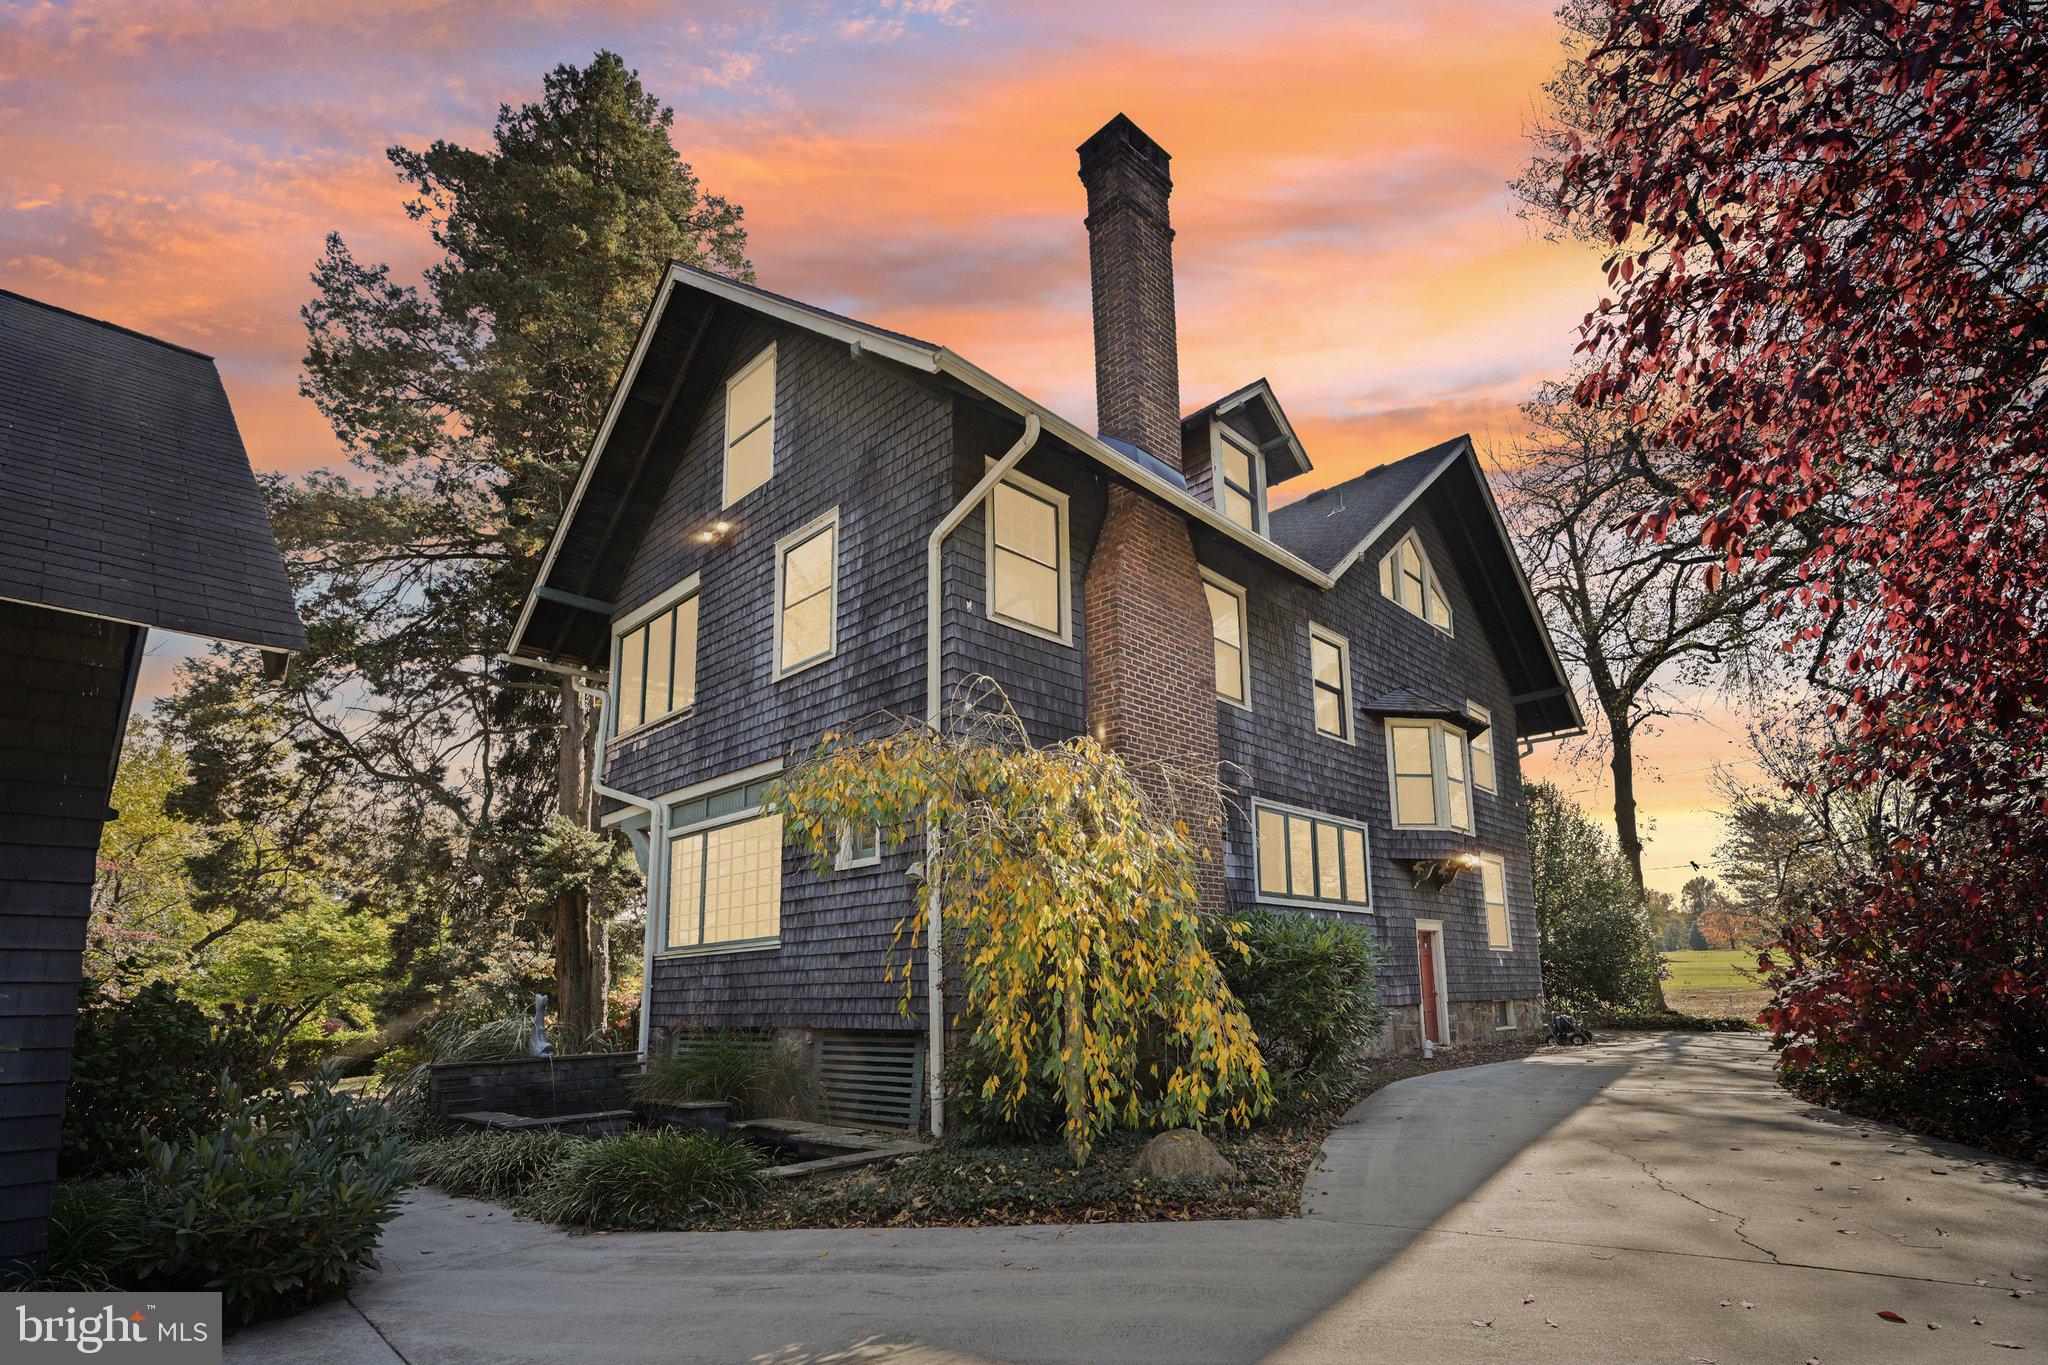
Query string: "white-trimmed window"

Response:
xmin=1385 ymin=719 xmax=1474 ymax=832
xmin=774 ymin=509 xmax=838 ymax=678
xmin=723 ymin=343 xmax=777 ymax=505
xmin=835 ymin=823 xmax=882 ymax=870
xmin=1378 ymin=531 xmax=1453 ymax=634
xmin=1467 ymin=701 xmax=1496 ymax=792
xmin=1308 ymin=624 xmax=1351 ymax=741
xmin=1202 ymin=569 xmax=1251 ymax=708
xmin=1479 ymin=853 xmax=1511 ymax=950
xmin=1254 ymin=801 xmax=1371 ymax=910
xmin=985 ymin=469 xmax=1071 ymax=643
xmin=613 ymin=580 xmax=699 ymax=736
xmin=663 ymin=774 xmax=784 ymax=953
xmin=1212 ymin=425 xmax=1263 ymax=532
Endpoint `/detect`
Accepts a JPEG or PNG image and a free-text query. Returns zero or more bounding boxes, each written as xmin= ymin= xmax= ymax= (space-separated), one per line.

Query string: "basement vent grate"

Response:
xmin=815 ymin=1031 xmax=923 ymax=1130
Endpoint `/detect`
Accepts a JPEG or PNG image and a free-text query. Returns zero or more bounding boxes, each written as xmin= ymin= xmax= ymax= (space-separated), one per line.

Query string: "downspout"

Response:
xmin=577 ymin=679 xmax=665 ymax=1060
xmin=922 ymin=413 xmax=1042 ymax=1138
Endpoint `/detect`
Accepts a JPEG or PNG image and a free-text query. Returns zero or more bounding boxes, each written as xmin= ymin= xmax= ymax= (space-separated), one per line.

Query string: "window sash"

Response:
xmin=1387 ymin=720 xmax=1474 ymax=831
xmin=1204 ymin=576 xmax=1249 ymax=705
xmin=1480 ymin=854 xmax=1511 ymax=949
xmin=776 ymin=516 xmax=838 ymax=675
xmin=723 ymin=346 xmax=776 ymax=505
xmin=987 ymin=475 xmax=1069 ymax=640
xmin=837 ymin=823 xmax=882 ymax=869
xmin=1253 ymin=802 xmax=1371 ymax=908
xmin=666 ymin=809 xmax=783 ymax=951
xmin=1380 ymin=532 xmax=1453 ymax=635
xmin=1468 ymin=703 xmax=1496 ymax=792
xmin=1308 ymin=627 xmax=1350 ymax=739
xmin=614 ymin=593 xmax=698 ymax=736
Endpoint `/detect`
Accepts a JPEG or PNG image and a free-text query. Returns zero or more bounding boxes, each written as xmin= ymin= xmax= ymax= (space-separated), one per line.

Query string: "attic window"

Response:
xmin=1378 ymin=531 xmax=1453 ymax=635
xmin=723 ymin=343 xmax=776 ymax=506
xmin=1212 ymin=425 xmax=1264 ymax=532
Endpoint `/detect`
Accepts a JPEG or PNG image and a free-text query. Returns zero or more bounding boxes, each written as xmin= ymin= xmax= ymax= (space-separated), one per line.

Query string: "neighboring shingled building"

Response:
xmin=0 ymin=288 xmax=305 ymax=1281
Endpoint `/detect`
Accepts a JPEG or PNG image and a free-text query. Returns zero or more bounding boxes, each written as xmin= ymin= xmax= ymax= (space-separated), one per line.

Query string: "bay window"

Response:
xmin=1386 ymin=719 xmax=1475 ymax=832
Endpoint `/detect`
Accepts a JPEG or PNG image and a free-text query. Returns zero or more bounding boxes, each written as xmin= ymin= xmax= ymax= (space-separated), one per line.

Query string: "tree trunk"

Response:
xmin=551 ymin=677 xmax=608 ymax=1042
xmin=1606 ymin=712 xmax=1671 ymax=1010
xmin=1063 ymin=987 xmax=1087 ymax=1168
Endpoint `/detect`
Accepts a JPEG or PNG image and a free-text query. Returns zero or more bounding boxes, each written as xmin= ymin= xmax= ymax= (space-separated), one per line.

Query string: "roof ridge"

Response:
xmin=0 ymin=286 xmax=217 ymax=361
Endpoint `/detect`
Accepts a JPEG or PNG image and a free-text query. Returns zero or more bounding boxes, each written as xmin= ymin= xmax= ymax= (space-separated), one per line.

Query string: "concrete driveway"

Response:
xmin=231 ymin=1034 xmax=2046 ymax=1363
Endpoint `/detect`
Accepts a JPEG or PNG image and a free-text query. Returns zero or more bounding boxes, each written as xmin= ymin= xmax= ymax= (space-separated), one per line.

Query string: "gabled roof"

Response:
xmin=1266 ymin=437 xmax=1463 ymax=573
xmin=508 ymin=263 xmax=1333 ymax=669
xmin=0 ymin=289 xmax=306 ymax=657
xmin=1269 ymin=436 xmax=1583 ymax=741
xmin=1181 ymin=378 xmax=1311 ymax=483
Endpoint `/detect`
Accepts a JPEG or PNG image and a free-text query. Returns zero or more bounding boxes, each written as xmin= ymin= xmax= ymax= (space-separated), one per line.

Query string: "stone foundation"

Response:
xmin=1361 ymin=998 xmax=1546 ymax=1058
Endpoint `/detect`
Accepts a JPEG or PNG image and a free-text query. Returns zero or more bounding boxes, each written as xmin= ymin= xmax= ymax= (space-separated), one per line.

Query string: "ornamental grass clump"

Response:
xmin=411 ymin=1130 xmax=582 ymax=1201
xmin=769 ymin=683 xmax=1272 ymax=1165
xmin=524 ymin=1131 xmax=769 ymax=1230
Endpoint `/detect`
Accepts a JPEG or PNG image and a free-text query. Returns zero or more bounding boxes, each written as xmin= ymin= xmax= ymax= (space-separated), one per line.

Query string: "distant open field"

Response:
xmin=1661 ymin=949 xmax=1769 ymax=1019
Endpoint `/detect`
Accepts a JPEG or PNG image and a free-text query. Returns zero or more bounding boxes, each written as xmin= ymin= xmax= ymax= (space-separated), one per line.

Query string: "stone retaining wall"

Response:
xmin=1363 ymin=998 xmax=1545 ymax=1057
xmin=425 ymin=1051 xmax=640 ymax=1122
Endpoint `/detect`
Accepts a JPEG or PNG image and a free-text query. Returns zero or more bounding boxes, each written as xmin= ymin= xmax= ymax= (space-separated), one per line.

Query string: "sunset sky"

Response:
xmin=0 ymin=0 xmax=1756 ymax=893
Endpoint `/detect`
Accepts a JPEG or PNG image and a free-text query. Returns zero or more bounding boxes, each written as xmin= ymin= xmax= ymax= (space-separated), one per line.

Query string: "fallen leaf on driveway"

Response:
xmin=1720 ymin=1300 xmax=1732 ymax=1308
xmin=1523 ymin=1295 xmax=1535 ymax=1305
xmin=1591 ymin=1251 xmax=1615 ymax=1260
xmin=1878 ymin=1311 xmax=1906 ymax=1323
xmin=2016 ymin=1273 xmax=2037 ymax=1282
xmin=1469 ymin=1319 xmax=1493 ymax=1329
xmin=1930 ymin=1167 xmax=1949 ymax=1175
xmin=1545 ymin=1318 xmax=1559 ymax=1329
xmin=1990 ymin=1343 xmax=2026 ymax=1351
xmin=1741 ymin=1302 xmax=1755 ymax=1310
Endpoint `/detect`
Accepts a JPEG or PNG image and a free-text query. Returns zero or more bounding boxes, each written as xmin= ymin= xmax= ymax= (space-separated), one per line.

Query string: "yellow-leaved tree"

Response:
xmin=769 ymin=685 xmax=1271 ymax=1166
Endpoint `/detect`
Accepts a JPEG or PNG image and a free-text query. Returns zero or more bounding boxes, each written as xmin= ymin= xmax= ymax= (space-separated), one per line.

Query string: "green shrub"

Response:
xmin=634 ymin=1034 xmax=822 ymax=1120
xmin=121 ymin=1074 xmax=413 ymax=1324
xmin=18 ymin=1179 xmax=146 ymax=1290
xmin=1203 ymin=909 xmax=1386 ymax=1110
xmin=943 ymin=1026 xmax=1062 ymax=1144
xmin=1526 ymin=782 xmax=1663 ymax=1011
xmin=411 ymin=1130 xmax=581 ymax=1200
xmin=524 ymin=1131 xmax=767 ymax=1230
xmin=62 ymin=971 xmax=282 ymax=1176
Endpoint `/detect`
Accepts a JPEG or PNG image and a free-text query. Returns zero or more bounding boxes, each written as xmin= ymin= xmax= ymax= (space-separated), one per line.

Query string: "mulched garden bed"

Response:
xmin=701 ymin=1036 xmax=1544 ymax=1232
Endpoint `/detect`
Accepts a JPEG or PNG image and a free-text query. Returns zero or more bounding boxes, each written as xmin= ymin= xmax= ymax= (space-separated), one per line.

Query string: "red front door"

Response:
xmin=1417 ymin=929 xmax=1442 ymax=1045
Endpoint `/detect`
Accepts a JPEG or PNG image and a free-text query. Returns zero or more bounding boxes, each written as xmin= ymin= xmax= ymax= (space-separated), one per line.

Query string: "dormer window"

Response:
xmin=1212 ymin=424 xmax=1264 ymax=532
xmin=1378 ymin=531 xmax=1453 ymax=634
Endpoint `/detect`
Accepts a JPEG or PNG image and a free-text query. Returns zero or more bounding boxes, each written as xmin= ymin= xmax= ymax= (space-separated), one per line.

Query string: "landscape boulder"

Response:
xmin=1131 ymin=1128 xmax=1237 ymax=1182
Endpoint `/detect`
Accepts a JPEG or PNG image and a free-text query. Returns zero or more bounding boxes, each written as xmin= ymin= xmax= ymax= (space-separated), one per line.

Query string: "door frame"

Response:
xmin=1414 ymin=918 xmax=1451 ymax=1051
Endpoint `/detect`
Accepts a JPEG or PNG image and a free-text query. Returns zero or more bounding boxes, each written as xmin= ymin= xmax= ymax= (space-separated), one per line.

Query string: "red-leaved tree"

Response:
xmin=1531 ymin=0 xmax=2047 ymax=1152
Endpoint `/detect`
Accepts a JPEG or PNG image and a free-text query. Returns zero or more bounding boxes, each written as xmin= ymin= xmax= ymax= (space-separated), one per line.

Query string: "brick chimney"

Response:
xmin=1076 ymin=114 xmax=1223 ymax=907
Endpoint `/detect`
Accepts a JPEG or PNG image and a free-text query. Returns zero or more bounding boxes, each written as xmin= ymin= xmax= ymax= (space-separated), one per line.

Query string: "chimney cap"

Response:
xmin=1078 ymin=114 xmax=1171 ymax=181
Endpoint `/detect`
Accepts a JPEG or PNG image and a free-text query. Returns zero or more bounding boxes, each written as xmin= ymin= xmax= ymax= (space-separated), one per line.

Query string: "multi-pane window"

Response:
xmin=1378 ymin=532 xmax=1453 ymax=634
xmin=1254 ymin=802 xmax=1370 ymax=909
xmin=1468 ymin=701 xmax=1496 ymax=792
xmin=775 ymin=511 xmax=838 ymax=677
xmin=1203 ymin=571 xmax=1250 ymax=706
xmin=666 ymin=807 xmax=783 ymax=952
xmin=1386 ymin=719 xmax=1475 ymax=832
xmin=1215 ymin=427 xmax=1261 ymax=531
xmin=614 ymin=589 xmax=699 ymax=735
xmin=986 ymin=473 xmax=1069 ymax=642
xmin=1479 ymin=853 xmax=1511 ymax=949
xmin=1308 ymin=625 xmax=1351 ymax=740
xmin=723 ymin=345 xmax=776 ymax=505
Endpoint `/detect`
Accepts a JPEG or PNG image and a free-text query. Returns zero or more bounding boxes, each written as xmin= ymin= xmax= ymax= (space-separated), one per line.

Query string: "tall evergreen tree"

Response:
xmin=269 ymin=51 xmax=750 ymax=1034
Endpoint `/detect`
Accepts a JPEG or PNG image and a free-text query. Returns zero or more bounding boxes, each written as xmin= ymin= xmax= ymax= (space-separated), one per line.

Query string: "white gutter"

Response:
xmin=919 ymin=412 xmax=1042 ymax=1138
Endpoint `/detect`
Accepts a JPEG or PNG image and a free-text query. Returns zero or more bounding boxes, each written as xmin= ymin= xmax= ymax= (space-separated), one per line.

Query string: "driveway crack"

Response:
xmin=1592 ymin=1137 xmax=1785 ymax=1264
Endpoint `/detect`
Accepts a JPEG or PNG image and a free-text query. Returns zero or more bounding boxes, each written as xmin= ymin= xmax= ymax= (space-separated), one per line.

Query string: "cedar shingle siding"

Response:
xmin=0 ymin=602 xmax=138 ymax=1276
xmin=592 ymin=316 xmax=1553 ymax=1048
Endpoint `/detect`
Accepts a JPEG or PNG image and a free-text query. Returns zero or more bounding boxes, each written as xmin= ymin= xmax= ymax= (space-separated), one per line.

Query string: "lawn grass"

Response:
xmin=1661 ymin=948 xmax=1768 ymax=1018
